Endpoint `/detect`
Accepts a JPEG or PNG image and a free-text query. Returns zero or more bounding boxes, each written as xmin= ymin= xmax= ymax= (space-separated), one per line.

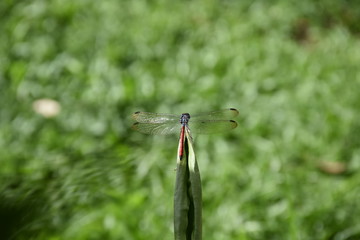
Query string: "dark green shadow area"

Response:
xmin=0 ymin=179 xmax=51 ymax=240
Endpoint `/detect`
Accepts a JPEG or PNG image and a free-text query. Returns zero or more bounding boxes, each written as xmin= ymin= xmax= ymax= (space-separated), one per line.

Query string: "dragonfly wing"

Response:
xmin=132 ymin=122 xmax=180 ymax=135
xmin=190 ymin=108 xmax=239 ymax=121
xmin=132 ymin=111 xmax=179 ymax=123
xmin=188 ymin=120 xmax=238 ymax=134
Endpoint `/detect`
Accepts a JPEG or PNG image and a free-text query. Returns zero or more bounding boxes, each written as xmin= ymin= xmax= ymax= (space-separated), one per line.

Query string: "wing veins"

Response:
xmin=132 ymin=122 xmax=180 ymax=135
xmin=132 ymin=111 xmax=179 ymax=123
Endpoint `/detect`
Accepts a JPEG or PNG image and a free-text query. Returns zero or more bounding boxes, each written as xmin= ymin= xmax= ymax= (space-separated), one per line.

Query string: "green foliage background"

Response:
xmin=1 ymin=0 xmax=360 ymax=239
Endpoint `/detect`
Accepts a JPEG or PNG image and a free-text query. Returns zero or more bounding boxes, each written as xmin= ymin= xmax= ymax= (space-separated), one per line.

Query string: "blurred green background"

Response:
xmin=1 ymin=0 xmax=360 ymax=239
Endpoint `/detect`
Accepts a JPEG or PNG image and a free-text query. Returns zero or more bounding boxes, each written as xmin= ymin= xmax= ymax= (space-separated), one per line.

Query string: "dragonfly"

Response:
xmin=132 ymin=108 xmax=239 ymax=160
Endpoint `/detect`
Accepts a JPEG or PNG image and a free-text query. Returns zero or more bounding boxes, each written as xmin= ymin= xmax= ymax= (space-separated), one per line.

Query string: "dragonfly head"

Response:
xmin=180 ymin=113 xmax=190 ymax=125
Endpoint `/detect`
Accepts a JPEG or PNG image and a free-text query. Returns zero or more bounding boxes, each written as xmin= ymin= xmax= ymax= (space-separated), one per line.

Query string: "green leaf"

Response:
xmin=174 ymin=127 xmax=202 ymax=240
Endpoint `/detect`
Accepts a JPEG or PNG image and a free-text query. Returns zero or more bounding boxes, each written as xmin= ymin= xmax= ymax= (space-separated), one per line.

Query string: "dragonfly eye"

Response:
xmin=180 ymin=113 xmax=191 ymax=124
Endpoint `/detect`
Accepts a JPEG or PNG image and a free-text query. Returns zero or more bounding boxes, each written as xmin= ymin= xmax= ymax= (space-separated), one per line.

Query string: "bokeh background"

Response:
xmin=1 ymin=0 xmax=360 ymax=239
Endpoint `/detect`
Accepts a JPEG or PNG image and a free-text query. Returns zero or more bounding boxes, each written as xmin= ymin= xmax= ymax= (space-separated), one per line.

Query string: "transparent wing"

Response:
xmin=188 ymin=120 xmax=238 ymax=134
xmin=132 ymin=111 xmax=179 ymax=123
xmin=132 ymin=122 xmax=180 ymax=135
xmin=190 ymin=108 xmax=239 ymax=121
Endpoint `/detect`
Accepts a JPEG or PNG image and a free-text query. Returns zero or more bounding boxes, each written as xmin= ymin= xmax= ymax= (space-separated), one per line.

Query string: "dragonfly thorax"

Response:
xmin=180 ymin=113 xmax=190 ymax=125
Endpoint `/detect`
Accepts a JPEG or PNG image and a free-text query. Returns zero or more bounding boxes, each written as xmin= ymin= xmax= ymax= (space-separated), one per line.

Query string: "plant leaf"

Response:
xmin=174 ymin=127 xmax=202 ymax=240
